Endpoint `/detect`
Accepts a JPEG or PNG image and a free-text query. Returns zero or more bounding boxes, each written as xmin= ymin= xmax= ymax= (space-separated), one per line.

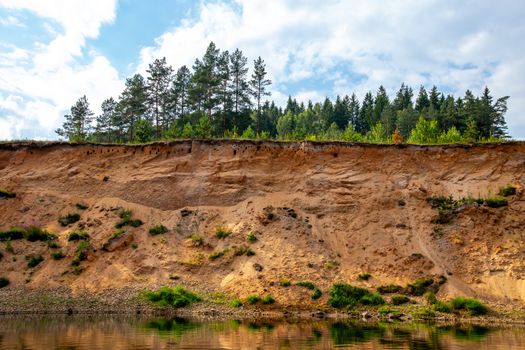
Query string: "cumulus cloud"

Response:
xmin=0 ymin=0 xmax=122 ymax=140
xmin=137 ymin=0 xmax=525 ymax=137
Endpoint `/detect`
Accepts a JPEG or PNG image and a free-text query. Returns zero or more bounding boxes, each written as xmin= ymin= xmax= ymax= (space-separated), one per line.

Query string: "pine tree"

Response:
xmin=117 ymin=74 xmax=148 ymax=142
xmin=360 ymin=91 xmax=375 ymax=132
xmin=216 ymin=50 xmax=231 ymax=134
xmin=55 ymin=95 xmax=94 ymax=142
xmin=168 ymin=65 xmax=191 ymax=121
xmin=373 ymin=86 xmax=390 ymax=123
xmin=146 ymin=57 xmax=173 ymax=138
xmin=415 ymin=86 xmax=430 ymax=112
xmin=95 ymin=98 xmax=117 ymax=143
xmin=348 ymin=93 xmax=362 ymax=133
xmin=189 ymin=42 xmax=221 ymax=120
xmin=250 ymin=56 xmax=271 ymax=133
xmin=333 ymin=95 xmax=347 ymax=130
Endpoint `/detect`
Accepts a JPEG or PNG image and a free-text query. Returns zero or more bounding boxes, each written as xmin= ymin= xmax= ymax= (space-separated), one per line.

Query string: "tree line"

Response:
xmin=56 ymin=42 xmax=510 ymax=144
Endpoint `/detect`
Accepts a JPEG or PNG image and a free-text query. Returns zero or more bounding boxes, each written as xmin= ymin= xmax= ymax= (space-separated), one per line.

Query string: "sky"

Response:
xmin=0 ymin=0 xmax=524 ymax=140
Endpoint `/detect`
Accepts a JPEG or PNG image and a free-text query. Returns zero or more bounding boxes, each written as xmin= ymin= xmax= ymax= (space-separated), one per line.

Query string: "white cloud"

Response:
xmin=137 ymin=0 xmax=525 ymax=138
xmin=0 ymin=14 xmax=24 ymax=27
xmin=0 ymin=0 xmax=122 ymax=140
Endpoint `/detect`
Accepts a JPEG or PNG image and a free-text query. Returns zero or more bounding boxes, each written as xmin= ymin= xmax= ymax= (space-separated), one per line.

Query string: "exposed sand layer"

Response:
xmin=0 ymin=140 xmax=524 ymax=310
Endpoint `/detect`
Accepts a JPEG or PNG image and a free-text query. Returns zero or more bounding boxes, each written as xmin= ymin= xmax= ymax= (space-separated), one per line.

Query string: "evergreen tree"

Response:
xmin=360 ymin=91 xmax=375 ymax=132
xmin=373 ymin=86 xmax=390 ymax=123
xmin=415 ymin=86 xmax=430 ymax=112
xmin=94 ymin=98 xmax=118 ymax=143
xmin=348 ymin=93 xmax=363 ymax=133
xmin=333 ymin=95 xmax=347 ymax=130
xmin=250 ymin=56 xmax=272 ymax=133
xmin=169 ymin=65 xmax=191 ymax=121
xmin=146 ymin=57 xmax=173 ymax=137
xmin=117 ymin=74 xmax=148 ymax=142
xmin=217 ymin=50 xmax=232 ymax=134
xmin=55 ymin=95 xmax=94 ymax=141
xmin=189 ymin=42 xmax=221 ymax=119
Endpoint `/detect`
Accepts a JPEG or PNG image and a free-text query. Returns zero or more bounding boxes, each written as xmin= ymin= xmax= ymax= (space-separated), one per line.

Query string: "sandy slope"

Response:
xmin=0 ymin=140 xmax=524 ymax=308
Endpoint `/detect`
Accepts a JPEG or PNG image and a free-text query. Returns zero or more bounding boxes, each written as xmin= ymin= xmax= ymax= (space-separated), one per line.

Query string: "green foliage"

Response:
xmin=109 ymin=230 xmax=126 ymax=240
xmin=72 ymin=241 xmax=90 ymax=266
xmin=72 ymin=266 xmax=83 ymax=275
xmin=209 ymin=250 xmax=225 ymax=261
xmin=412 ymin=307 xmax=436 ymax=320
xmin=47 ymin=241 xmax=60 ymax=249
xmin=312 ymin=288 xmax=322 ymax=300
xmin=24 ymin=227 xmax=57 ymax=242
xmin=230 ymin=299 xmax=243 ymax=308
xmin=261 ymin=294 xmax=275 ymax=304
xmin=4 ymin=240 xmax=14 ymax=253
xmin=357 ymin=272 xmax=372 ymax=281
xmin=188 ymin=234 xmax=204 ymax=246
xmin=366 ymin=122 xmax=388 ymax=143
xmin=406 ymin=278 xmax=435 ymax=296
xmin=75 ymin=203 xmax=88 ymax=210
xmin=145 ymin=286 xmax=202 ymax=308
xmin=359 ymin=293 xmax=385 ymax=306
xmin=233 ymin=245 xmax=255 ymax=257
xmin=437 ymin=126 xmax=463 ymax=143
xmin=424 ymin=291 xmax=438 ymax=305
xmin=376 ymin=284 xmax=403 ymax=294
xmin=51 ymin=251 xmax=65 ymax=260
xmin=246 ymin=294 xmax=261 ymax=305
xmin=0 ymin=277 xmax=9 ymax=288
xmin=485 ymin=197 xmax=508 ymax=208
xmin=131 ymin=243 xmax=138 ymax=249
xmin=450 ymin=297 xmax=488 ymax=315
xmin=407 ymin=117 xmax=440 ymax=144
xmin=328 ymin=283 xmax=371 ymax=308
xmin=0 ymin=189 xmax=16 ymax=198
xmin=391 ymin=295 xmax=410 ymax=305
xmin=499 ymin=185 xmax=517 ymax=197
xmin=55 ymin=95 xmax=94 ymax=141
xmin=58 ymin=213 xmax=81 ymax=226
xmin=134 ymin=119 xmax=154 ymax=143
xmin=246 ymin=232 xmax=257 ymax=242
xmin=0 ymin=227 xmax=25 ymax=241
xmin=279 ymin=279 xmax=291 ymax=287
xmin=296 ymin=281 xmax=316 ymax=290
xmin=68 ymin=230 xmax=89 ymax=241
xmin=115 ymin=209 xmax=143 ymax=228
xmin=26 ymin=254 xmax=44 ymax=268
xmin=433 ymin=300 xmax=452 ymax=313
xmin=149 ymin=224 xmax=168 ymax=236
xmin=215 ymin=226 xmax=232 ymax=239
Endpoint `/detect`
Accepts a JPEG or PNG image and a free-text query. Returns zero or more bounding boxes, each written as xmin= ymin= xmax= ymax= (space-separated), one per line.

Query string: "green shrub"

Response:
xmin=499 ymin=185 xmax=517 ymax=197
xmin=0 ymin=189 xmax=15 ymax=198
xmin=72 ymin=241 xmax=90 ymax=266
xmin=215 ymin=226 xmax=232 ymax=239
xmin=0 ymin=277 xmax=9 ymax=288
xmin=312 ymin=288 xmax=322 ymax=300
xmin=0 ymin=227 xmax=25 ymax=241
xmin=115 ymin=209 xmax=143 ymax=228
xmin=262 ymin=295 xmax=275 ymax=304
xmin=358 ymin=272 xmax=372 ymax=281
xmin=279 ymin=279 xmax=291 ymax=287
xmin=246 ymin=232 xmax=257 ymax=242
xmin=450 ymin=297 xmax=488 ymax=315
xmin=26 ymin=254 xmax=44 ymax=268
xmin=360 ymin=293 xmax=385 ymax=305
xmin=377 ymin=284 xmax=403 ymax=294
xmin=378 ymin=305 xmax=394 ymax=316
xmin=433 ymin=300 xmax=452 ymax=313
xmin=328 ymin=283 xmax=370 ymax=308
xmin=75 ymin=203 xmax=89 ymax=210
xmin=484 ymin=197 xmax=508 ymax=208
xmin=51 ymin=251 xmax=65 ymax=260
xmin=24 ymin=227 xmax=57 ymax=242
xmin=412 ymin=307 xmax=436 ymax=320
xmin=188 ymin=234 xmax=203 ymax=246
xmin=72 ymin=266 xmax=83 ymax=275
xmin=47 ymin=241 xmax=60 ymax=249
xmin=246 ymin=248 xmax=256 ymax=256
xmin=209 ymin=250 xmax=225 ymax=260
xmin=149 ymin=225 xmax=168 ymax=236
xmin=231 ymin=299 xmax=243 ymax=308
xmin=58 ymin=213 xmax=81 ymax=226
xmin=68 ymin=230 xmax=89 ymax=241
xmin=424 ymin=291 xmax=438 ymax=305
xmin=233 ymin=245 xmax=255 ymax=257
xmin=406 ymin=278 xmax=434 ymax=296
xmin=246 ymin=294 xmax=260 ymax=305
xmin=109 ymin=230 xmax=126 ymax=240
xmin=391 ymin=295 xmax=410 ymax=305
xmin=296 ymin=281 xmax=316 ymax=290
xmin=131 ymin=243 xmax=138 ymax=249
xmin=4 ymin=240 xmax=13 ymax=253
xmin=145 ymin=286 xmax=202 ymax=308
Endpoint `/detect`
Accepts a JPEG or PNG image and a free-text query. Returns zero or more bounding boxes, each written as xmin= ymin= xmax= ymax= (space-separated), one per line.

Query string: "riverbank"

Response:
xmin=1 ymin=287 xmax=524 ymax=326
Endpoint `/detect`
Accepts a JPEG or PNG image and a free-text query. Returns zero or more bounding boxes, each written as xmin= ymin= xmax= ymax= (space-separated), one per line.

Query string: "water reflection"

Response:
xmin=0 ymin=315 xmax=523 ymax=349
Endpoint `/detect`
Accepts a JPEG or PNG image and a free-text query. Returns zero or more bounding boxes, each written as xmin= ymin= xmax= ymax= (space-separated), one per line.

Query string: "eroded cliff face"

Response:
xmin=0 ymin=140 xmax=524 ymax=307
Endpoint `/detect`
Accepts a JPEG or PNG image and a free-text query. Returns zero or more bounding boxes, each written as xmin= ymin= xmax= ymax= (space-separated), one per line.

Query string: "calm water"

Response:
xmin=0 ymin=316 xmax=524 ymax=349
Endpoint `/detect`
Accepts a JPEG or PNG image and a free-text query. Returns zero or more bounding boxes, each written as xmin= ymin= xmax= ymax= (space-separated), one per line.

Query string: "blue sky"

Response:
xmin=1 ymin=0 xmax=524 ymax=140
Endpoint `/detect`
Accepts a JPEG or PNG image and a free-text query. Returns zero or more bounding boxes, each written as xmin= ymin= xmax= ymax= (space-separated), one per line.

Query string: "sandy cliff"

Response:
xmin=0 ymin=140 xmax=524 ymax=309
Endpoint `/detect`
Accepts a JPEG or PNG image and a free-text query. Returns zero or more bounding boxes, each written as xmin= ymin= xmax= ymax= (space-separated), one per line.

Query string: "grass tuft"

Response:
xmin=215 ymin=226 xmax=232 ymax=239
xmin=58 ymin=213 xmax=81 ymax=226
xmin=145 ymin=286 xmax=202 ymax=308
xmin=149 ymin=225 xmax=168 ymax=236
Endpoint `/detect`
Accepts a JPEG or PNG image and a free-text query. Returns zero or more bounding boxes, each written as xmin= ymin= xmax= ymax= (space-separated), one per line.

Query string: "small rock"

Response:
xmin=253 ymin=263 xmax=263 ymax=272
xmin=102 ymin=176 xmax=109 ymax=182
